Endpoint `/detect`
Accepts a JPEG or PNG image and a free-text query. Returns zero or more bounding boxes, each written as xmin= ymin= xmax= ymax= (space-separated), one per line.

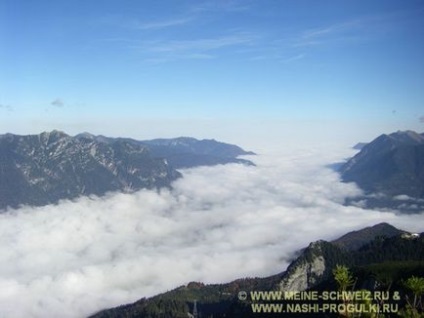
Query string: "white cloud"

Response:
xmin=292 ymin=19 xmax=365 ymax=48
xmin=282 ymin=53 xmax=306 ymax=64
xmin=149 ymin=34 xmax=254 ymax=53
xmin=0 ymin=145 xmax=422 ymax=318
xmin=133 ymin=17 xmax=192 ymax=30
xmin=139 ymin=33 xmax=255 ymax=62
xmin=190 ymin=0 xmax=253 ymax=14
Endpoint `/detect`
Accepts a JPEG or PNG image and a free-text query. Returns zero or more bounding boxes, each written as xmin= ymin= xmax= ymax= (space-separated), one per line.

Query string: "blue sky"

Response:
xmin=1 ymin=0 xmax=423 ymax=148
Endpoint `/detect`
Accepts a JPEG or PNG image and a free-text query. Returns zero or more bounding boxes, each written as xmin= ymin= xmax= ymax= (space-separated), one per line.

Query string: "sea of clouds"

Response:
xmin=0 ymin=144 xmax=423 ymax=318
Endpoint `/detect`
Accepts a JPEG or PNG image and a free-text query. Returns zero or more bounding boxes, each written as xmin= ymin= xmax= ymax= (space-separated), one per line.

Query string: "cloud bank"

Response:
xmin=0 ymin=145 xmax=422 ymax=318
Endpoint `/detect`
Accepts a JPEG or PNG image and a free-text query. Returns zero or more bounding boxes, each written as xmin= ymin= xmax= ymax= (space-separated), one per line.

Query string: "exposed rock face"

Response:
xmin=279 ymin=252 xmax=326 ymax=291
xmin=278 ymin=223 xmax=412 ymax=292
xmin=278 ymin=240 xmax=344 ymax=291
xmin=0 ymin=131 xmax=181 ymax=210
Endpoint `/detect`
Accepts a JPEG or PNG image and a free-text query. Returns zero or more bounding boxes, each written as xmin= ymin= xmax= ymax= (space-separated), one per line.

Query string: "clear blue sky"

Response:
xmin=1 ymin=0 xmax=423 ymax=148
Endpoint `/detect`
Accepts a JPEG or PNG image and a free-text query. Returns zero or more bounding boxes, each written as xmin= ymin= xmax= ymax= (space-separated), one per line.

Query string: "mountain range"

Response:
xmin=2 ymin=129 xmax=423 ymax=316
xmin=140 ymin=136 xmax=255 ymax=168
xmin=90 ymin=223 xmax=424 ymax=317
xmin=0 ymin=131 xmax=254 ymax=210
xmin=340 ymin=130 xmax=424 ymax=212
xmin=3 ymin=129 xmax=422 ymax=213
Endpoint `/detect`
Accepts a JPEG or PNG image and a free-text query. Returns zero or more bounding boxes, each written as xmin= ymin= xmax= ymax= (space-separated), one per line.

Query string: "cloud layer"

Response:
xmin=0 ymin=145 xmax=422 ymax=318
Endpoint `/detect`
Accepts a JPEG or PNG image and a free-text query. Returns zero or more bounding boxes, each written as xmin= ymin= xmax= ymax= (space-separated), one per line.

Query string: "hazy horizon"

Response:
xmin=1 ymin=0 xmax=423 ymax=150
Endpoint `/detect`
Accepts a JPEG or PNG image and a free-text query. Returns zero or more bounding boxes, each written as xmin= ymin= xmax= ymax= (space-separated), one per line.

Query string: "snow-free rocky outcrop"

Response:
xmin=0 ymin=131 xmax=255 ymax=210
xmin=278 ymin=241 xmax=328 ymax=291
xmin=278 ymin=223 xmax=405 ymax=292
xmin=90 ymin=223 xmax=417 ymax=318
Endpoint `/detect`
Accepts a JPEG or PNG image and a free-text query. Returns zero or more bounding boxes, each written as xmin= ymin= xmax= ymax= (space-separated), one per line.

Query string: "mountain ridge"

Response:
xmin=340 ymin=130 xmax=424 ymax=212
xmin=74 ymin=133 xmax=256 ymax=168
xmin=0 ymin=131 xmax=255 ymax=210
xmin=0 ymin=130 xmax=180 ymax=210
xmin=89 ymin=223 xmax=423 ymax=318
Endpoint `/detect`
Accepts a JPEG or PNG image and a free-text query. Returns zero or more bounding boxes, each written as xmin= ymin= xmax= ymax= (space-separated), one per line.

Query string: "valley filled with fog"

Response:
xmin=0 ymin=144 xmax=422 ymax=318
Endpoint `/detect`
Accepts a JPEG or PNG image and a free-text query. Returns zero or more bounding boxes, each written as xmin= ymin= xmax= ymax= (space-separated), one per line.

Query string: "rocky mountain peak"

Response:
xmin=277 ymin=223 xmax=406 ymax=292
xmin=389 ymin=130 xmax=424 ymax=144
xmin=332 ymin=222 xmax=403 ymax=251
xmin=278 ymin=240 xmax=337 ymax=292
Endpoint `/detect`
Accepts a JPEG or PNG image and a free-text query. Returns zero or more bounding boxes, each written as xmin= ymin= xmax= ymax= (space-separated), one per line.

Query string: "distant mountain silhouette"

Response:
xmin=140 ymin=137 xmax=256 ymax=168
xmin=340 ymin=130 xmax=424 ymax=212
